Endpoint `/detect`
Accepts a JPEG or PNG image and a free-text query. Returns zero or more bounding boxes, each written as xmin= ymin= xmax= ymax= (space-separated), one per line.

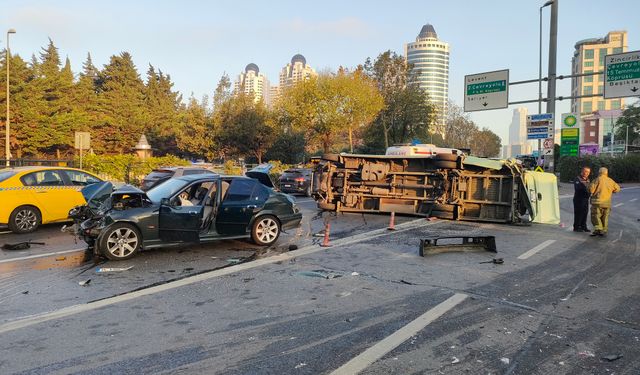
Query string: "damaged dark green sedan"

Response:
xmin=70 ymin=168 xmax=302 ymax=260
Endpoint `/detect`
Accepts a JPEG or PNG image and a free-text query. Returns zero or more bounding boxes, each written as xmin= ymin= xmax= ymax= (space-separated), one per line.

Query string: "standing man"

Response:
xmin=588 ymin=167 xmax=621 ymax=237
xmin=573 ymin=166 xmax=591 ymax=232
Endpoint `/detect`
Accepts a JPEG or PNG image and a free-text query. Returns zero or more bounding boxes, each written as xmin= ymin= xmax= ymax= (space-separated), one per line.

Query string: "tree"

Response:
xmin=144 ymin=65 xmax=182 ymax=155
xmin=94 ymin=52 xmax=147 ymax=153
xmin=362 ymin=50 xmax=435 ymax=152
xmin=215 ymin=94 xmax=275 ymax=163
xmin=444 ymin=101 xmax=502 ymax=156
xmin=176 ymin=95 xmax=214 ymax=160
xmin=474 ymin=128 xmax=502 ymax=157
xmin=615 ymin=104 xmax=640 ymax=148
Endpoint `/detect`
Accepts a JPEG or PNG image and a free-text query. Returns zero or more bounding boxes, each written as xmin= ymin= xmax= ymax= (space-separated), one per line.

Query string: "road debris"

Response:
xmin=500 ymin=357 xmax=510 ymax=365
xmin=451 ymin=357 xmax=460 ymax=364
xmin=605 ymin=317 xmax=628 ymax=325
xmin=96 ymin=266 xmax=134 ymax=273
xmin=419 ymin=235 xmax=497 ymax=256
xmin=294 ymin=363 xmax=307 ymax=369
xmin=1 ymin=241 xmax=46 ymax=250
xmin=78 ymin=279 xmax=91 ymax=286
xmin=55 ymin=257 xmax=67 ymax=261
xmin=297 ymin=270 xmax=342 ymax=279
xmin=288 ymin=244 xmax=298 ymax=251
xmin=479 ymin=258 xmax=504 ymax=264
xmin=601 ymin=354 xmax=623 ymax=362
xmin=351 ymin=272 xmax=360 ymax=276
xmin=21 ymin=290 xmax=29 ymax=295
xmin=578 ymin=351 xmax=595 ymax=358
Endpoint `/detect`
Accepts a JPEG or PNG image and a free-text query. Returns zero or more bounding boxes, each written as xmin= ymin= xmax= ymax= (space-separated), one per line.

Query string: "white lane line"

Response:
xmin=611 ymin=230 xmax=624 ymax=244
xmin=518 ymin=240 xmax=556 ymax=260
xmin=0 ymin=218 xmax=440 ymax=335
xmin=0 ymin=247 xmax=87 ymax=264
xmin=630 ymin=198 xmax=638 ymax=202
xmin=613 ymin=203 xmax=624 ymax=208
xmin=330 ymin=293 xmax=468 ymax=375
xmin=559 ymin=194 xmax=572 ymax=199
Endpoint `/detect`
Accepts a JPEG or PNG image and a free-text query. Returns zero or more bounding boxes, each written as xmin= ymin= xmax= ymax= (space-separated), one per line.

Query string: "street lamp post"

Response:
xmin=538 ymin=1 xmax=553 ymax=158
xmin=5 ymin=28 xmax=16 ymax=167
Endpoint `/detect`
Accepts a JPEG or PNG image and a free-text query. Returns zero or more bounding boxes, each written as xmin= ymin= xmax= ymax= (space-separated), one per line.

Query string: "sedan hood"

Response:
xmin=245 ymin=164 xmax=275 ymax=188
xmin=81 ymin=181 xmax=113 ymax=209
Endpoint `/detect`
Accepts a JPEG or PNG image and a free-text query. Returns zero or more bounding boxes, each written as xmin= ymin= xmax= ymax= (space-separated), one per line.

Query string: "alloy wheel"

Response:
xmin=256 ymin=218 xmax=279 ymax=244
xmin=106 ymin=227 xmax=139 ymax=258
xmin=15 ymin=209 xmax=37 ymax=231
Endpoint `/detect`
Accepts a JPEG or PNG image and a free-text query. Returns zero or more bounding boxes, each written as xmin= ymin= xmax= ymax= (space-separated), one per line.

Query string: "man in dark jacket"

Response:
xmin=573 ymin=166 xmax=591 ymax=232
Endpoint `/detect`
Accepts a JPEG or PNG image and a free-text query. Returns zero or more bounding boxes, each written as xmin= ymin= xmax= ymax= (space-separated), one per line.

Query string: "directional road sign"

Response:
xmin=527 ymin=113 xmax=554 ymax=140
xmin=464 ymin=69 xmax=509 ymax=112
xmin=604 ymin=50 xmax=640 ymax=99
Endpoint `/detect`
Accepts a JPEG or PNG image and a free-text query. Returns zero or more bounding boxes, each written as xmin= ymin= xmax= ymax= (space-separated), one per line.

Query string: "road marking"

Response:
xmin=329 ymin=293 xmax=468 ymax=375
xmin=518 ymin=240 xmax=556 ymax=260
xmin=0 ymin=247 xmax=87 ymax=264
xmin=0 ymin=218 xmax=439 ymax=335
xmin=611 ymin=230 xmax=624 ymax=244
xmin=630 ymin=198 xmax=638 ymax=202
xmin=559 ymin=194 xmax=572 ymax=200
xmin=613 ymin=203 xmax=624 ymax=208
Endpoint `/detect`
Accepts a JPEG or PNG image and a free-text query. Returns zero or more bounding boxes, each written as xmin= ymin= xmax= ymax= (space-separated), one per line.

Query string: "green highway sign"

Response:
xmin=604 ymin=50 xmax=640 ymax=99
xmin=464 ymin=69 xmax=509 ymax=112
xmin=466 ymin=80 xmax=507 ymax=96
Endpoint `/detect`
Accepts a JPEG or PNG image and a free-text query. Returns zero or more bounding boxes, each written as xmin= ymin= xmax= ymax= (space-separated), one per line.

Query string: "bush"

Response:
xmin=80 ymin=154 xmax=190 ymax=184
xmin=557 ymin=154 xmax=640 ymax=182
xmin=223 ymin=160 xmax=243 ymax=176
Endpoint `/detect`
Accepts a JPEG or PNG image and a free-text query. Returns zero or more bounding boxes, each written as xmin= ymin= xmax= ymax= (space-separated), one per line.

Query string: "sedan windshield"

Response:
xmin=146 ymin=178 xmax=189 ymax=203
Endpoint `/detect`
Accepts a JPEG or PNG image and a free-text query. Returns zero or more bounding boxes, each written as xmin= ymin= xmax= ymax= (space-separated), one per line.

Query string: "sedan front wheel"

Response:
xmin=99 ymin=223 xmax=142 ymax=260
xmin=251 ymin=216 xmax=280 ymax=246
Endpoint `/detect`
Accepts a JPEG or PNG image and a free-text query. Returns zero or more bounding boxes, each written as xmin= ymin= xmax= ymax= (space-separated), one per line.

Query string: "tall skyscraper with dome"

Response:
xmin=404 ymin=24 xmax=450 ymax=136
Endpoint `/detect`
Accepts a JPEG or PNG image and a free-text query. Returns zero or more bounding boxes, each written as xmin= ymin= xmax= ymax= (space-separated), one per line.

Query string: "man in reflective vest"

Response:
xmin=588 ymin=167 xmax=621 ymax=237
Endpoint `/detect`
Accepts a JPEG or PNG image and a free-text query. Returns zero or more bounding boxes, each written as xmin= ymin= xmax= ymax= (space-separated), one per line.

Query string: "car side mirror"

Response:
xmin=160 ymin=198 xmax=170 ymax=206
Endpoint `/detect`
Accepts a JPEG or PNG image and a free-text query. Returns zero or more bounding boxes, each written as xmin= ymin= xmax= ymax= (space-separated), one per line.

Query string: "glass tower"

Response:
xmin=404 ymin=24 xmax=450 ymax=136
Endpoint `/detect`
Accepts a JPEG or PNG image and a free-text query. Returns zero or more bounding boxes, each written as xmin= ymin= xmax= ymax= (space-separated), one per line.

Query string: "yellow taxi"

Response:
xmin=0 ymin=166 xmax=102 ymax=233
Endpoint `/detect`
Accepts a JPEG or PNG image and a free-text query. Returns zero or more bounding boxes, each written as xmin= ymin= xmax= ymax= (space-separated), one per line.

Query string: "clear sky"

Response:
xmin=2 ymin=0 xmax=639 ymax=144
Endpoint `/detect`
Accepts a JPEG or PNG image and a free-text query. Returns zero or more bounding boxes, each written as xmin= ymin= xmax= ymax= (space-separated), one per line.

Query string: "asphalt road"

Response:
xmin=1 ymin=190 xmax=639 ymax=374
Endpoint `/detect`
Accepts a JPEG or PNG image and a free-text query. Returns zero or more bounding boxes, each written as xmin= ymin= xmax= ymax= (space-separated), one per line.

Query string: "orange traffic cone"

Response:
xmin=320 ymin=221 xmax=331 ymax=247
xmin=388 ymin=212 xmax=396 ymax=231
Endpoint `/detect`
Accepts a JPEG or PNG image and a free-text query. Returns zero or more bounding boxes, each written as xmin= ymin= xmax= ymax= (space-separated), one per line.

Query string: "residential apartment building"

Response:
xmin=570 ymin=31 xmax=627 ymax=116
xmin=233 ymin=63 xmax=270 ymax=104
xmin=269 ymin=54 xmax=317 ymax=104
xmin=404 ymin=24 xmax=450 ymax=136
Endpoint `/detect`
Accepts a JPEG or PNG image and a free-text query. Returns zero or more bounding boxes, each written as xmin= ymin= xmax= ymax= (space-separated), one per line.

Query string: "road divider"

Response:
xmin=329 ymin=293 xmax=468 ymax=375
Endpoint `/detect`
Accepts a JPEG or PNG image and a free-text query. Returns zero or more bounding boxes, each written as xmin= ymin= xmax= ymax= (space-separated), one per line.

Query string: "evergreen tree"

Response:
xmin=95 ymin=52 xmax=147 ymax=153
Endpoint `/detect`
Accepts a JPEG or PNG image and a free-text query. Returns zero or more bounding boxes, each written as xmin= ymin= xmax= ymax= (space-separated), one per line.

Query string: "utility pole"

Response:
xmin=5 ymin=29 xmax=16 ymax=167
xmin=544 ymin=0 xmax=558 ymax=171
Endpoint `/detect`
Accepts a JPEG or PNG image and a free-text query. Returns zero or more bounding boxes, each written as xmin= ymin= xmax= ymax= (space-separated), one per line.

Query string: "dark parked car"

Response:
xmin=278 ymin=168 xmax=313 ymax=196
xmin=70 ymin=170 xmax=302 ymax=260
xmin=141 ymin=166 xmax=214 ymax=191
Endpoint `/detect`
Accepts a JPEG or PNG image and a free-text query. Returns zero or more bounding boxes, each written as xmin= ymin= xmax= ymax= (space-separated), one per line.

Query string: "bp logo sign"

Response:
xmin=561 ymin=113 xmax=578 ymax=128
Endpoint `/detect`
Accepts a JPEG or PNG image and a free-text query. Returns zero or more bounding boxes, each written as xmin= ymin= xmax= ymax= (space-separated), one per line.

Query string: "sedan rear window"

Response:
xmin=0 ymin=170 xmax=17 ymax=183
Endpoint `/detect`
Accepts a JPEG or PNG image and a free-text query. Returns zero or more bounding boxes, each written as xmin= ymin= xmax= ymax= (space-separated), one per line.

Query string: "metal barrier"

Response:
xmin=0 ymin=159 xmax=76 ymax=168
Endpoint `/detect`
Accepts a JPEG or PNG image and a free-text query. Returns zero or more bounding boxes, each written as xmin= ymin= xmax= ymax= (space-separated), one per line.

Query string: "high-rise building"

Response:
xmin=269 ymin=54 xmax=317 ymax=104
xmin=404 ymin=24 xmax=450 ymax=135
xmin=503 ymin=107 xmax=532 ymax=158
xmin=279 ymin=54 xmax=317 ymax=87
xmin=570 ymin=31 xmax=627 ymax=118
xmin=233 ymin=63 xmax=270 ymax=104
